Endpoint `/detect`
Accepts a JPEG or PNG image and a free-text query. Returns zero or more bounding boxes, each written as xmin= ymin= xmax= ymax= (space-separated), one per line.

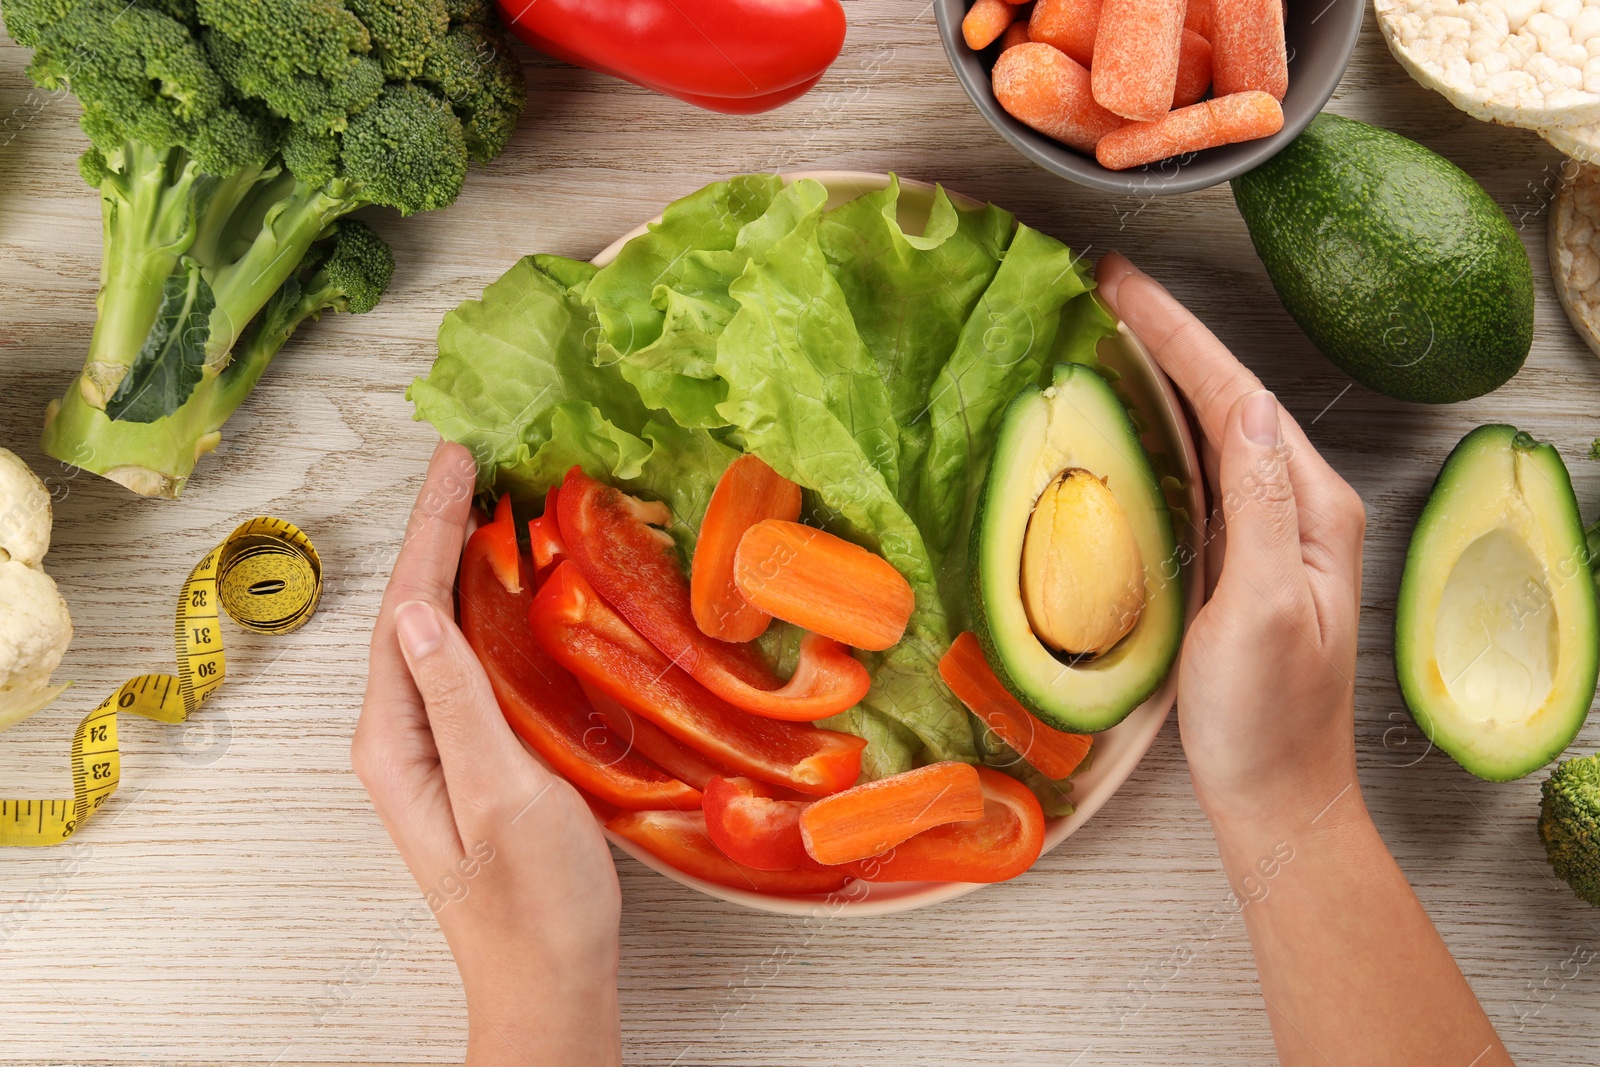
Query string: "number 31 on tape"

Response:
xmin=0 ymin=517 xmax=321 ymax=846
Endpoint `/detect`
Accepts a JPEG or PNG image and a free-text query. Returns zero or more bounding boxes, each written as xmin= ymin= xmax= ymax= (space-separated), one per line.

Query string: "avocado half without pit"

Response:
xmin=971 ymin=363 xmax=1184 ymax=734
xmin=1395 ymin=426 xmax=1600 ymax=782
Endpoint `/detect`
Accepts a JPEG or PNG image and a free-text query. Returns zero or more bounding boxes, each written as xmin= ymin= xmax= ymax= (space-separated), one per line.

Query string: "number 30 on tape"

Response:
xmin=0 ymin=517 xmax=321 ymax=846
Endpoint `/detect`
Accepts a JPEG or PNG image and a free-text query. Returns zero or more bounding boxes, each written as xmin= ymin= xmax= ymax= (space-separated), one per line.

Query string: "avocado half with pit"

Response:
xmin=970 ymin=363 xmax=1184 ymax=733
xmin=1395 ymin=425 xmax=1599 ymax=782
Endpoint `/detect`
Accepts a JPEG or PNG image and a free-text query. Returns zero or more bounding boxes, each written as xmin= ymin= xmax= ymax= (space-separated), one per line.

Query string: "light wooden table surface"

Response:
xmin=3 ymin=4 xmax=1599 ymax=1065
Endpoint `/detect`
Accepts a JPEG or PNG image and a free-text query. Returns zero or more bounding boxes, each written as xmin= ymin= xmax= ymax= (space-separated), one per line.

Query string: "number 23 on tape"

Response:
xmin=0 ymin=517 xmax=321 ymax=846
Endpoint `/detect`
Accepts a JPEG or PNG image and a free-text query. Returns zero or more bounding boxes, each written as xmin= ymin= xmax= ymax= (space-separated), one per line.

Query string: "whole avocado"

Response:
xmin=1232 ymin=114 xmax=1533 ymax=404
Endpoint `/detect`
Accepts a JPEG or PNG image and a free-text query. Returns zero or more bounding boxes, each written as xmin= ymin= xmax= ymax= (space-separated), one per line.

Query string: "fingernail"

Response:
xmin=396 ymin=601 xmax=443 ymax=659
xmin=1242 ymin=391 xmax=1280 ymax=447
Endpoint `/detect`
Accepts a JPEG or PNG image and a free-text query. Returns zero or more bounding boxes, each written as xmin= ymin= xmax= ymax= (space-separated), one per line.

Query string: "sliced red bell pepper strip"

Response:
xmin=798 ymin=762 xmax=986 ymax=865
xmin=846 ymin=768 xmax=1046 ymax=884
xmin=555 ymin=466 xmax=870 ymax=721
xmin=702 ymin=776 xmax=815 ymax=871
xmin=459 ymin=506 xmax=701 ymax=812
xmin=527 ymin=485 xmax=568 ymax=579
xmin=529 ymin=561 xmax=866 ymax=795
xmin=477 ymin=494 xmax=523 ymax=594
xmin=939 ymin=632 xmax=1093 ymax=780
xmin=607 ymin=809 xmax=850 ymax=896
xmin=577 ymin=679 xmax=736 ymax=791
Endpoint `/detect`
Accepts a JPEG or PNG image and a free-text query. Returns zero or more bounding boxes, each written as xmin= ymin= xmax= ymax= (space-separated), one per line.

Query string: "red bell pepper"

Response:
xmin=529 ymin=561 xmax=866 ymax=795
xmin=555 ymin=466 xmax=870 ymax=722
xmin=458 ymin=502 xmax=701 ymax=812
xmin=496 ymin=0 xmax=845 ymax=115
xmin=608 ymin=809 xmax=850 ymax=896
xmin=527 ymin=485 xmax=568 ymax=581
xmin=701 ymin=776 xmax=815 ymax=871
xmin=939 ymin=632 xmax=1093 ymax=780
xmin=577 ymin=679 xmax=736 ymax=791
xmin=846 ymin=768 xmax=1046 ymax=884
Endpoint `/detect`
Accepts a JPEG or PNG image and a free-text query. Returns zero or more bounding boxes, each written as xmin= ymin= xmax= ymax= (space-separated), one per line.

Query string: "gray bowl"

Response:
xmin=934 ymin=0 xmax=1366 ymax=195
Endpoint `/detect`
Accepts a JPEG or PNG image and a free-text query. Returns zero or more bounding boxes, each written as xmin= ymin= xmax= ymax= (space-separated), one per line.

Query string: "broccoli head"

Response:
xmin=1540 ymin=753 xmax=1600 ymax=908
xmin=5 ymin=0 xmax=526 ymax=496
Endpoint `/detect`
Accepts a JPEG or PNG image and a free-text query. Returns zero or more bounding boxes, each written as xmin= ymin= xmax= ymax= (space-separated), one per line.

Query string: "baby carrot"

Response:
xmin=1184 ymin=0 xmax=1213 ymax=39
xmin=733 ymin=519 xmax=914 ymax=651
xmin=999 ymin=20 xmax=1033 ymax=51
xmin=1173 ymin=28 xmax=1213 ymax=108
xmin=939 ymin=633 xmax=1092 ymax=780
xmin=799 ymin=762 xmax=986 ymax=866
xmin=1091 ymin=0 xmax=1185 ymax=121
xmin=992 ymin=43 xmax=1124 ymax=153
xmin=1211 ymin=0 xmax=1286 ymax=98
xmin=1027 ymin=0 xmax=1099 ymax=66
xmin=691 ymin=454 xmax=802 ymax=643
xmin=963 ymin=0 xmax=1015 ymax=49
xmin=1095 ymin=89 xmax=1282 ymax=170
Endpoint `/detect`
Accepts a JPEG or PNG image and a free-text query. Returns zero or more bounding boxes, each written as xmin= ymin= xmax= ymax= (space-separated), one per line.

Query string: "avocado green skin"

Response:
xmin=1393 ymin=425 xmax=1599 ymax=781
xmin=1232 ymin=114 xmax=1533 ymax=405
xmin=967 ymin=365 xmax=1183 ymax=734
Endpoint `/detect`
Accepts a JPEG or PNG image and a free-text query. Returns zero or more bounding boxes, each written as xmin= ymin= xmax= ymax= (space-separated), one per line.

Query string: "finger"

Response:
xmin=380 ymin=440 xmax=478 ymax=615
xmin=1210 ymin=391 xmax=1315 ymax=632
xmin=1097 ymin=252 xmax=1264 ymax=452
xmin=394 ymin=600 xmax=553 ymax=836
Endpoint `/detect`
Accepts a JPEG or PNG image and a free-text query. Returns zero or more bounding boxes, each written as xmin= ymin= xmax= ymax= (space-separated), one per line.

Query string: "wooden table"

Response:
xmin=3 ymin=5 xmax=1598 ymax=1064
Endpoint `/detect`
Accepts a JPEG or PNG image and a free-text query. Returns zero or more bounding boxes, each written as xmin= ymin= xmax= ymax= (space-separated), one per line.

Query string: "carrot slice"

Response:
xmin=799 ymin=762 xmax=985 ymax=866
xmin=1029 ymin=0 xmax=1100 ymax=65
xmin=733 ymin=520 xmax=914 ymax=652
xmin=1173 ymin=28 xmax=1213 ymax=109
xmin=846 ymin=768 xmax=1045 ymax=884
xmin=1095 ymin=89 xmax=1282 ymax=170
xmin=992 ymin=43 xmax=1124 ymax=154
xmin=692 ymin=455 xmax=802 ymax=642
xmin=938 ymin=632 xmax=1092 ymax=780
xmin=998 ymin=20 xmax=1032 ymax=50
xmin=963 ymin=0 xmax=1016 ymax=48
xmin=578 ymin=679 xmax=737 ymax=790
xmin=1091 ymin=0 xmax=1186 ymax=122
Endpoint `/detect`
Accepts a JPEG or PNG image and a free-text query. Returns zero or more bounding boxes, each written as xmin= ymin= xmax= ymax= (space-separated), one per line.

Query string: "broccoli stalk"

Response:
xmin=43 ymin=219 xmax=395 ymax=494
xmin=3 ymin=0 xmax=525 ymax=496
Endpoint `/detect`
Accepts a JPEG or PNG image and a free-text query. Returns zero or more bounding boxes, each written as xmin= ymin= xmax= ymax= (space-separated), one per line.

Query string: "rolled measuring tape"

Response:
xmin=0 ymin=517 xmax=321 ymax=846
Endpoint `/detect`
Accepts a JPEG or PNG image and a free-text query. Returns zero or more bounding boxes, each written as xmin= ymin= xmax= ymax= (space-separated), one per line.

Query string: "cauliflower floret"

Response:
xmin=0 ymin=447 xmax=72 ymax=732
xmin=0 ymin=446 xmax=52 ymax=567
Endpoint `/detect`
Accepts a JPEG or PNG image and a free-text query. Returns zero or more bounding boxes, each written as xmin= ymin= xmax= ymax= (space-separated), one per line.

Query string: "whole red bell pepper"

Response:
xmin=458 ymin=501 xmax=701 ymax=812
xmin=555 ymin=466 xmax=870 ymax=721
xmin=529 ymin=561 xmax=866 ymax=795
xmin=608 ymin=809 xmax=849 ymax=896
xmin=701 ymin=776 xmax=816 ymax=871
xmin=496 ymin=0 xmax=846 ymax=115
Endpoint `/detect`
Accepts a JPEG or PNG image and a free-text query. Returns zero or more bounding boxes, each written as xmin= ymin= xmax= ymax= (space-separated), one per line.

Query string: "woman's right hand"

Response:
xmin=1095 ymin=252 xmax=1368 ymax=835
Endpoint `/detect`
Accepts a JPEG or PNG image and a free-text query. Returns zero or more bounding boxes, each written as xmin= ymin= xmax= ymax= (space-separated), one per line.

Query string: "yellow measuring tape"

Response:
xmin=0 ymin=517 xmax=321 ymax=846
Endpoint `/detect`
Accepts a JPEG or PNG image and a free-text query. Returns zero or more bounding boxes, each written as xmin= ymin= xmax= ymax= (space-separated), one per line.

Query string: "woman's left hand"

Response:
xmin=353 ymin=440 xmax=623 ymax=1067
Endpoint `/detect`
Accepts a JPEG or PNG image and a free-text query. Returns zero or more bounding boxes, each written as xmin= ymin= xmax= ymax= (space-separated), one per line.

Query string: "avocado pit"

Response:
xmin=1020 ymin=468 xmax=1146 ymax=657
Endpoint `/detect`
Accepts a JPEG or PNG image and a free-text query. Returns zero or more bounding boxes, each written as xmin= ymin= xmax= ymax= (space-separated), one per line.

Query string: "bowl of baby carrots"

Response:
xmin=937 ymin=0 xmax=1365 ymax=195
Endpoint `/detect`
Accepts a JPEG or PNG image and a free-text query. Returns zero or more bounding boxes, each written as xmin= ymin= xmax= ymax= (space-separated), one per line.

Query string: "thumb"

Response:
xmin=1212 ymin=390 xmax=1308 ymax=615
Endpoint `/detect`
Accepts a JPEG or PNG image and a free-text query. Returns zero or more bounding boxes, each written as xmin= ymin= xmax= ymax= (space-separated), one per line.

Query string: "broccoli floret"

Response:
xmin=1540 ymin=753 xmax=1600 ymax=908
xmin=6 ymin=0 xmax=524 ymax=496
xmin=420 ymin=20 xmax=525 ymax=162
xmin=348 ymin=0 xmax=449 ymax=79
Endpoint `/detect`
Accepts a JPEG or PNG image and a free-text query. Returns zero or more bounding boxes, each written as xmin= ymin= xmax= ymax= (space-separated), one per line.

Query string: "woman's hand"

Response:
xmin=1097 ymin=255 xmax=1511 ymax=1067
xmin=1095 ymin=253 xmax=1366 ymax=834
xmin=353 ymin=441 xmax=623 ymax=1067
